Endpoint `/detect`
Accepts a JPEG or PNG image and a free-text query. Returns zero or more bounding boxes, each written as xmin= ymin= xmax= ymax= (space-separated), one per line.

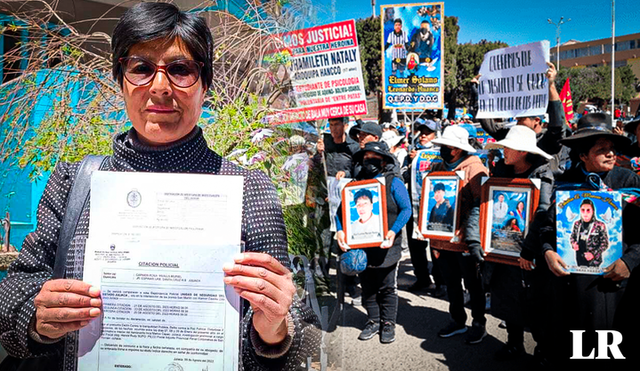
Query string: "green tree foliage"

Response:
xmin=556 ymin=65 xmax=638 ymax=107
xmin=455 ymin=40 xmax=508 ymax=107
xmin=443 ymin=16 xmax=459 ymax=95
xmin=355 ymin=17 xmax=382 ymax=94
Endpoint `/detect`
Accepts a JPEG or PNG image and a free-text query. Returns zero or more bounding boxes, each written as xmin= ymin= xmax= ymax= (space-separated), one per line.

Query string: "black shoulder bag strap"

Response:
xmin=52 ymin=155 xmax=108 ymax=279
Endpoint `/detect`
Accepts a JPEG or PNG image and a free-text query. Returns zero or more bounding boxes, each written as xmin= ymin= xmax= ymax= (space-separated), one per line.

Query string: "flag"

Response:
xmin=559 ymin=77 xmax=575 ymax=122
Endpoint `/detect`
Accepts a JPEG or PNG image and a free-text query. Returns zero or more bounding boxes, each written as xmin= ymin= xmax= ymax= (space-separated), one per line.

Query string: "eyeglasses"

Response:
xmin=119 ymin=57 xmax=204 ymax=88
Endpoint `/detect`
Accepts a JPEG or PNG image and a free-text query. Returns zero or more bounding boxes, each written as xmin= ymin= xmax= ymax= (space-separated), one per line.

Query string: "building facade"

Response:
xmin=550 ymin=32 xmax=640 ymax=114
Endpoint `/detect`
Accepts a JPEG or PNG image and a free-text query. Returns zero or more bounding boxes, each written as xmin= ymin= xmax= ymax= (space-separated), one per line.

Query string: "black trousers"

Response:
xmin=359 ymin=263 xmax=398 ymax=324
xmin=406 ymin=217 xmax=443 ymax=286
xmin=437 ymin=250 xmax=485 ymax=325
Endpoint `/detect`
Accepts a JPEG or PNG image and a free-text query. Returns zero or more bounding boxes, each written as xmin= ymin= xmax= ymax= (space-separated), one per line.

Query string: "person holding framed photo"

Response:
xmin=535 ymin=113 xmax=640 ymax=365
xmin=404 ymin=119 xmax=445 ymax=296
xmin=483 ymin=125 xmax=554 ymax=361
xmin=336 ymin=142 xmax=411 ymax=344
xmin=428 ymin=126 xmax=490 ymax=344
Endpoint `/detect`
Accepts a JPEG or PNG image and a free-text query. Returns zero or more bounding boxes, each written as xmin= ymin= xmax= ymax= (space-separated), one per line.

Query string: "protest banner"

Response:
xmin=476 ymin=41 xmax=550 ymax=119
xmin=380 ymin=3 xmax=444 ymax=110
xmin=264 ymin=20 xmax=367 ymax=124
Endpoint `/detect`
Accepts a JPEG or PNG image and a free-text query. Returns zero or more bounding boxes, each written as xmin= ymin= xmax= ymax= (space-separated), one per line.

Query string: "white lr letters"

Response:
xmin=570 ymin=330 xmax=625 ymax=360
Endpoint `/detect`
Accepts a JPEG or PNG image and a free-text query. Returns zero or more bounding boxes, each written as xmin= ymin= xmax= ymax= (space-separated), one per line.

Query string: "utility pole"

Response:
xmin=611 ymin=0 xmax=615 ymax=113
xmin=547 ymin=17 xmax=571 ymax=70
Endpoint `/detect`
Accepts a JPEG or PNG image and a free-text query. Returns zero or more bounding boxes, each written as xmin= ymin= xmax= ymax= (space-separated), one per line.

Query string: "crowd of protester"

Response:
xmin=317 ymin=62 xmax=640 ymax=368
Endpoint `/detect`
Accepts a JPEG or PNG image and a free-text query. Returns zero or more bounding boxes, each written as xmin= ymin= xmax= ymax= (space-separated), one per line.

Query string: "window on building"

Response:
xmin=589 ymin=45 xmax=603 ymax=56
xmin=616 ymin=40 xmax=631 ymax=51
xmin=614 ymin=60 xmax=627 ymax=68
xmin=1 ymin=28 xmax=23 ymax=83
xmin=575 ymin=47 xmax=589 ymax=57
xmin=604 ymin=44 xmax=612 ymax=54
xmin=1 ymin=16 xmax=69 ymax=83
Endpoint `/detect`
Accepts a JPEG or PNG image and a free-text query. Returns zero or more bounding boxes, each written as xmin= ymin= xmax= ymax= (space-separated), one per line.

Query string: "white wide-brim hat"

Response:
xmin=381 ymin=131 xmax=405 ymax=148
xmin=431 ymin=125 xmax=477 ymax=153
xmin=485 ymin=125 xmax=552 ymax=160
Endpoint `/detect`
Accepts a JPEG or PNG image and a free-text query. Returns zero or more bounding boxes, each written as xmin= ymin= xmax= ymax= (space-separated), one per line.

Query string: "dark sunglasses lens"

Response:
xmin=166 ymin=61 xmax=200 ymax=87
xmin=123 ymin=59 xmax=155 ymax=85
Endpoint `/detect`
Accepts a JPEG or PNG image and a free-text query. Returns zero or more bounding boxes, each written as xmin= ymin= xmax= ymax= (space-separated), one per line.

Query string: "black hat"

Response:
xmin=353 ymin=141 xmax=395 ymax=165
xmin=559 ymin=113 xmax=630 ymax=149
xmin=348 ymin=121 xmax=362 ymax=141
xmin=433 ymin=183 xmax=445 ymax=192
xmin=624 ymin=116 xmax=640 ymax=136
xmin=359 ymin=121 xmax=383 ymax=138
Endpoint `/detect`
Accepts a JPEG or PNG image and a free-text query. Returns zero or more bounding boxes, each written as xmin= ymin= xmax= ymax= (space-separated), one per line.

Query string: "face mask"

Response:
xmin=440 ymin=146 xmax=455 ymax=163
xmin=362 ymin=158 xmax=383 ymax=177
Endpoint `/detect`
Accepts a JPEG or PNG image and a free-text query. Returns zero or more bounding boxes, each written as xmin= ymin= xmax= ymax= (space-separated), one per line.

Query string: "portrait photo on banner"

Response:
xmin=342 ymin=179 xmax=388 ymax=248
xmin=480 ymin=177 xmax=540 ymax=265
xmin=419 ymin=171 xmax=462 ymax=240
xmin=556 ymin=190 xmax=623 ymax=275
xmin=380 ymin=2 xmax=444 ymax=110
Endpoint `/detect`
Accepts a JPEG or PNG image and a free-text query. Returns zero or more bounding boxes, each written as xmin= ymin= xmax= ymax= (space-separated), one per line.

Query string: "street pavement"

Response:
xmin=322 ymin=254 xmax=537 ymax=371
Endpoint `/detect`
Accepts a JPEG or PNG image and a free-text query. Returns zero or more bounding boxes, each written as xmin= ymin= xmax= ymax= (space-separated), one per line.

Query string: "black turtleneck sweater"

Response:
xmin=0 ymin=127 xmax=320 ymax=370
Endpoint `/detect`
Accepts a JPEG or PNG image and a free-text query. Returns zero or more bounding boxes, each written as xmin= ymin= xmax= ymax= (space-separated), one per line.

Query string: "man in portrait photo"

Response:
xmin=384 ymin=18 xmax=408 ymax=77
xmin=493 ymin=193 xmax=508 ymax=223
xmin=427 ymin=182 xmax=454 ymax=232
xmin=410 ymin=20 xmax=434 ymax=63
xmin=350 ymin=188 xmax=382 ymax=240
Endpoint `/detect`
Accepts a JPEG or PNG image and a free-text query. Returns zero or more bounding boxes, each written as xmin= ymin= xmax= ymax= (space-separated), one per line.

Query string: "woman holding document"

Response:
xmin=0 ymin=3 xmax=318 ymax=370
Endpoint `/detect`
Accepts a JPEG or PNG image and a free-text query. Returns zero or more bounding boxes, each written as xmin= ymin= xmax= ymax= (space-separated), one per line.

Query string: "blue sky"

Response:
xmin=313 ymin=0 xmax=639 ymax=47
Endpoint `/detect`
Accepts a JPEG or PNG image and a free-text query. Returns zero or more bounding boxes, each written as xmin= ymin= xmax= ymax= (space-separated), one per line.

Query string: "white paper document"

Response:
xmin=78 ymin=172 xmax=244 ymax=371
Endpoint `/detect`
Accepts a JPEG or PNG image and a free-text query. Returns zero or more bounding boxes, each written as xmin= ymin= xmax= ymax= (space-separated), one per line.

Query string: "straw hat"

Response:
xmin=485 ymin=125 xmax=552 ymax=159
xmin=431 ymin=125 xmax=476 ymax=153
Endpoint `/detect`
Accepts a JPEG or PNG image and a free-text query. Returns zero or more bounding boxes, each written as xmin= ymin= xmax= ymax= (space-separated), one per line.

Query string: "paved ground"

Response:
xmin=320 ymin=255 xmax=537 ymax=371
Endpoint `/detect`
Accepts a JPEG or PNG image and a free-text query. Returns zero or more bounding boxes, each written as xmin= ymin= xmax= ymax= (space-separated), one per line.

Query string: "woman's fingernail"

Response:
xmin=89 ymin=287 xmax=101 ymax=296
xmin=80 ymin=321 xmax=89 ymax=326
xmin=233 ymin=254 xmax=244 ymax=263
xmin=223 ymin=276 xmax=232 ymax=284
xmin=222 ymin=263 xmax=234 ymax=271
xmin=89 ymin=308 xmax=101 ymax=317
xmin=90 ymin=299 xmax=101 ymax=307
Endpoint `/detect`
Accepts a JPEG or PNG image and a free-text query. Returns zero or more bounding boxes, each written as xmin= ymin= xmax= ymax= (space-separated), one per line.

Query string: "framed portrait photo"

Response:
xmin=418 ymin=171 xmax=463 ymax=241
xmin=556 ymin=190 xmax=623 ymax=275
xmin=341 ymin=178 xmax=388 ymax=248
xmin=480 ymin=177 xmax=541 ymax=266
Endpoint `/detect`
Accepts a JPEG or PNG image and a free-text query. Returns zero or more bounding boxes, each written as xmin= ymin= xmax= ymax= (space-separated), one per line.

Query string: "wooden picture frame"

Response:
xmin=480 ymin=177 xmax=541 ymax=266
xmin=419 ymin=171 xmax=464 ymax=242
xmin=341 ymin=178 xmax=388 ymax=249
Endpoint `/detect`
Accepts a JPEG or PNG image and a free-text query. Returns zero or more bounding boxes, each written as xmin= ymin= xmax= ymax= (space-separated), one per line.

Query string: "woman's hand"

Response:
xmin=380 ymin=231 xmax=396 ymax=249
xmin=223 ymin=252 xmax=295 ymax=345
xmin=519 ymin=257 xmax=535 ymax=271
xmin=603 ymin=259 xmax=630 ymax=281
xmin=335 ymin=171 xmax=346 ymax=180
xmin=544 ymin=250 xmax=570 ymax=277
xmin=336 ymin=230 xmax=349 ymax=251
xmin=33 ymin=279 xmax=102 ymax=339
